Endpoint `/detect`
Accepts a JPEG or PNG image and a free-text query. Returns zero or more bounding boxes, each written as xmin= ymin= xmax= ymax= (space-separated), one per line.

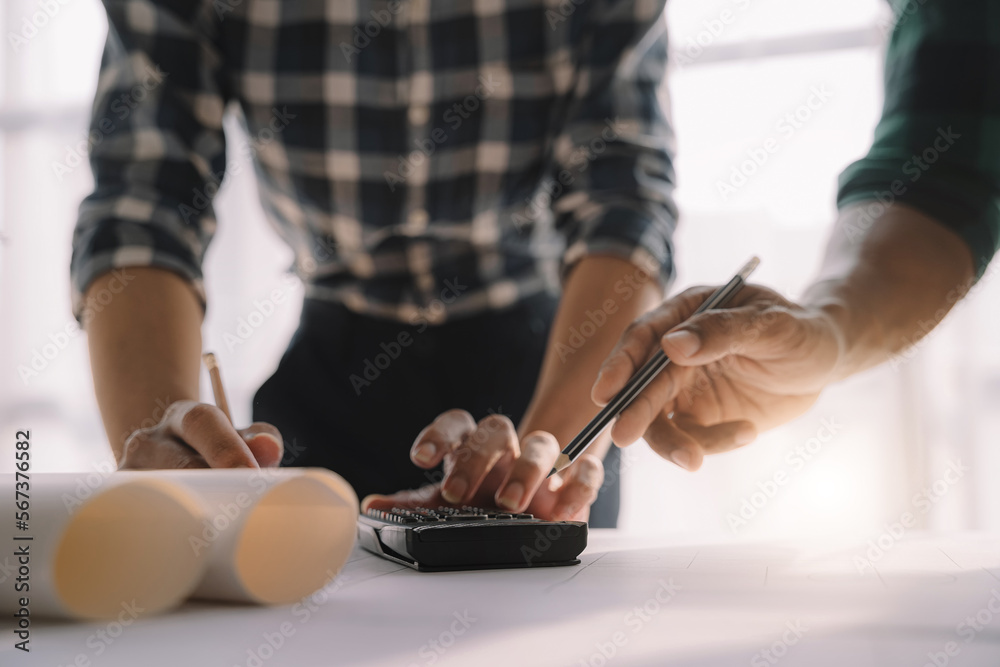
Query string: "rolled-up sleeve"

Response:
xmin=71 ymin=0 xmax=229 ymax=319
xmin=837 ymin=0 xmax=1000 ymax=278
xmin=552 ymin=0 xmax=677 ymax=285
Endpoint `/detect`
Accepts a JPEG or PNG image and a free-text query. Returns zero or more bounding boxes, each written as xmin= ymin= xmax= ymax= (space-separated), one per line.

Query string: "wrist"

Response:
xmin=801 ymin=280 xmax=879 ymax=382
xmin=517 ymin=401 xmax=576 ymax=445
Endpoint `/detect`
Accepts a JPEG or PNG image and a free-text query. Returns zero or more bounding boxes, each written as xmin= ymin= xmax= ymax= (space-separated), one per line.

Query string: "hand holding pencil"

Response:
xmin=551 ymin=258 xmax=760 ymax=476
xmin=591 ymin=264 xmax=844 ymax=472
xmin=116 ymin=353 xmax=285 ymax=471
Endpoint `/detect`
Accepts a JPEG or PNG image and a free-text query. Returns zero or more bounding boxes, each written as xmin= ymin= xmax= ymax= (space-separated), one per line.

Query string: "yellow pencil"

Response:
xmin=202 ymin=352 xmax=233 ymax=424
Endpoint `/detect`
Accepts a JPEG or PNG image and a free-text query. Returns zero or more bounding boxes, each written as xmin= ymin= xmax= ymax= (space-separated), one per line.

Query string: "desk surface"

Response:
xmin=10 ymin=531 xmax=1000 ymax=667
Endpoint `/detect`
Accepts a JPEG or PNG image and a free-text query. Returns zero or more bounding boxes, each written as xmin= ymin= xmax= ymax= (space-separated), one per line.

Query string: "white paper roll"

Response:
xmin=0 ymin=467 xmax=359 ymax=620
xmin=0 ymin=473 xmax=208 ymax=620
xmin=134 ymin=468 xmax=359 ymax=605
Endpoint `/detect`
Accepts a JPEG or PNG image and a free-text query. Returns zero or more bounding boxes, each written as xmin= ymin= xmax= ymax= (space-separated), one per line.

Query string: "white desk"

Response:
xmin=11 ymin=531 xmax=1000 ymax=666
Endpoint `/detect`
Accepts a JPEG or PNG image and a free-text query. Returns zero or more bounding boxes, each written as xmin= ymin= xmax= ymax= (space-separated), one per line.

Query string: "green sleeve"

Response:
xmin=837 ymin=0 xmax=1000 ymax=277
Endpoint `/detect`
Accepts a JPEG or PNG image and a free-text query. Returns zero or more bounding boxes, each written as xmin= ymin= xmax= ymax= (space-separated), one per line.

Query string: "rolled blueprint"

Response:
xmin=157 ymin=467 xmax=358 ymax=605
xmin=0 ymin=467 xmax=358 ymax=620
xmin=0 ymin=472 xmax=207 ymax=620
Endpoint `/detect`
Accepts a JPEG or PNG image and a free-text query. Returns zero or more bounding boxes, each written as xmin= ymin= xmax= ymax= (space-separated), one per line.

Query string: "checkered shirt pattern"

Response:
xmin=71 ymin=0 xmax=677 ymax=323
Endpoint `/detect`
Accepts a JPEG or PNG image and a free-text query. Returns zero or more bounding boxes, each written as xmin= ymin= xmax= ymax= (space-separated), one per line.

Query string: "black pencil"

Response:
xmin=549 ymin=257 xmax=760 ymax=477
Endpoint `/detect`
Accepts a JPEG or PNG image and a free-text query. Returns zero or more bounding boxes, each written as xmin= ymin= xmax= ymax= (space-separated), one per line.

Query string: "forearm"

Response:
xmin=84 ymin=267 xmax=204 ymax=459
xmin=802 ymin=202 xmax=976 ymax=380
xmin=519 ymin=255 xmax=664 ymax=454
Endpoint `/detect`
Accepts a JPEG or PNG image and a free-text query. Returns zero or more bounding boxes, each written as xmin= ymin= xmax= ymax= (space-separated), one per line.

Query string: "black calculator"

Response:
xmin=356 ymin=506 xmax=588 ymax=572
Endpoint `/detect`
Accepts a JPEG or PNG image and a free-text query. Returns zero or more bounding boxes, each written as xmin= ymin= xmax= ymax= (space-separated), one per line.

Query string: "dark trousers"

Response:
xmin=253 ymin=293 xmax=620 ymax=528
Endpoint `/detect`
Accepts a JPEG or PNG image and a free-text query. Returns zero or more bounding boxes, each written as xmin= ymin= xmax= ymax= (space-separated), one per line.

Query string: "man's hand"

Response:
xmin=591 ymin=284 xmax=843 ymax=471
xmin=361 ymin=410 xmax=604 ymax=521
xmin=118 ymin=399 xmax=284 ymax=470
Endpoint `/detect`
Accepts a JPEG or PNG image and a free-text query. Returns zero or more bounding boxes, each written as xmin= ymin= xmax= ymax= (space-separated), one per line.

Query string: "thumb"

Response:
xmin=240 ymin=423 xmax=284 ymax=467
xmin=661 ymin=306 xmax=772 ymax=366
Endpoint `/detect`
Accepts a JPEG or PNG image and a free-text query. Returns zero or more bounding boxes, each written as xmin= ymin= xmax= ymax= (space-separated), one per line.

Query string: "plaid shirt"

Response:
xmin=838 ymin=0 xmax=1000 ymax=278
xmin=71 ymin=0 xmax=676 ymax=323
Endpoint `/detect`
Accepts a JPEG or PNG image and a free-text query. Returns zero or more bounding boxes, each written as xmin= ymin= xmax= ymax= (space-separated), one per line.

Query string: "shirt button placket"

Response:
xmin=405 ymin=0 xmax=436 ymax=310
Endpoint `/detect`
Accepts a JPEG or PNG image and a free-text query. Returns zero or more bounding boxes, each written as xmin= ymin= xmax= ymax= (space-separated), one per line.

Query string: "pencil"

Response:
xmin=202 ymin=352 xmax=233 ymax=424
xmin=549 ymin=257 xmax=761 ymax=477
